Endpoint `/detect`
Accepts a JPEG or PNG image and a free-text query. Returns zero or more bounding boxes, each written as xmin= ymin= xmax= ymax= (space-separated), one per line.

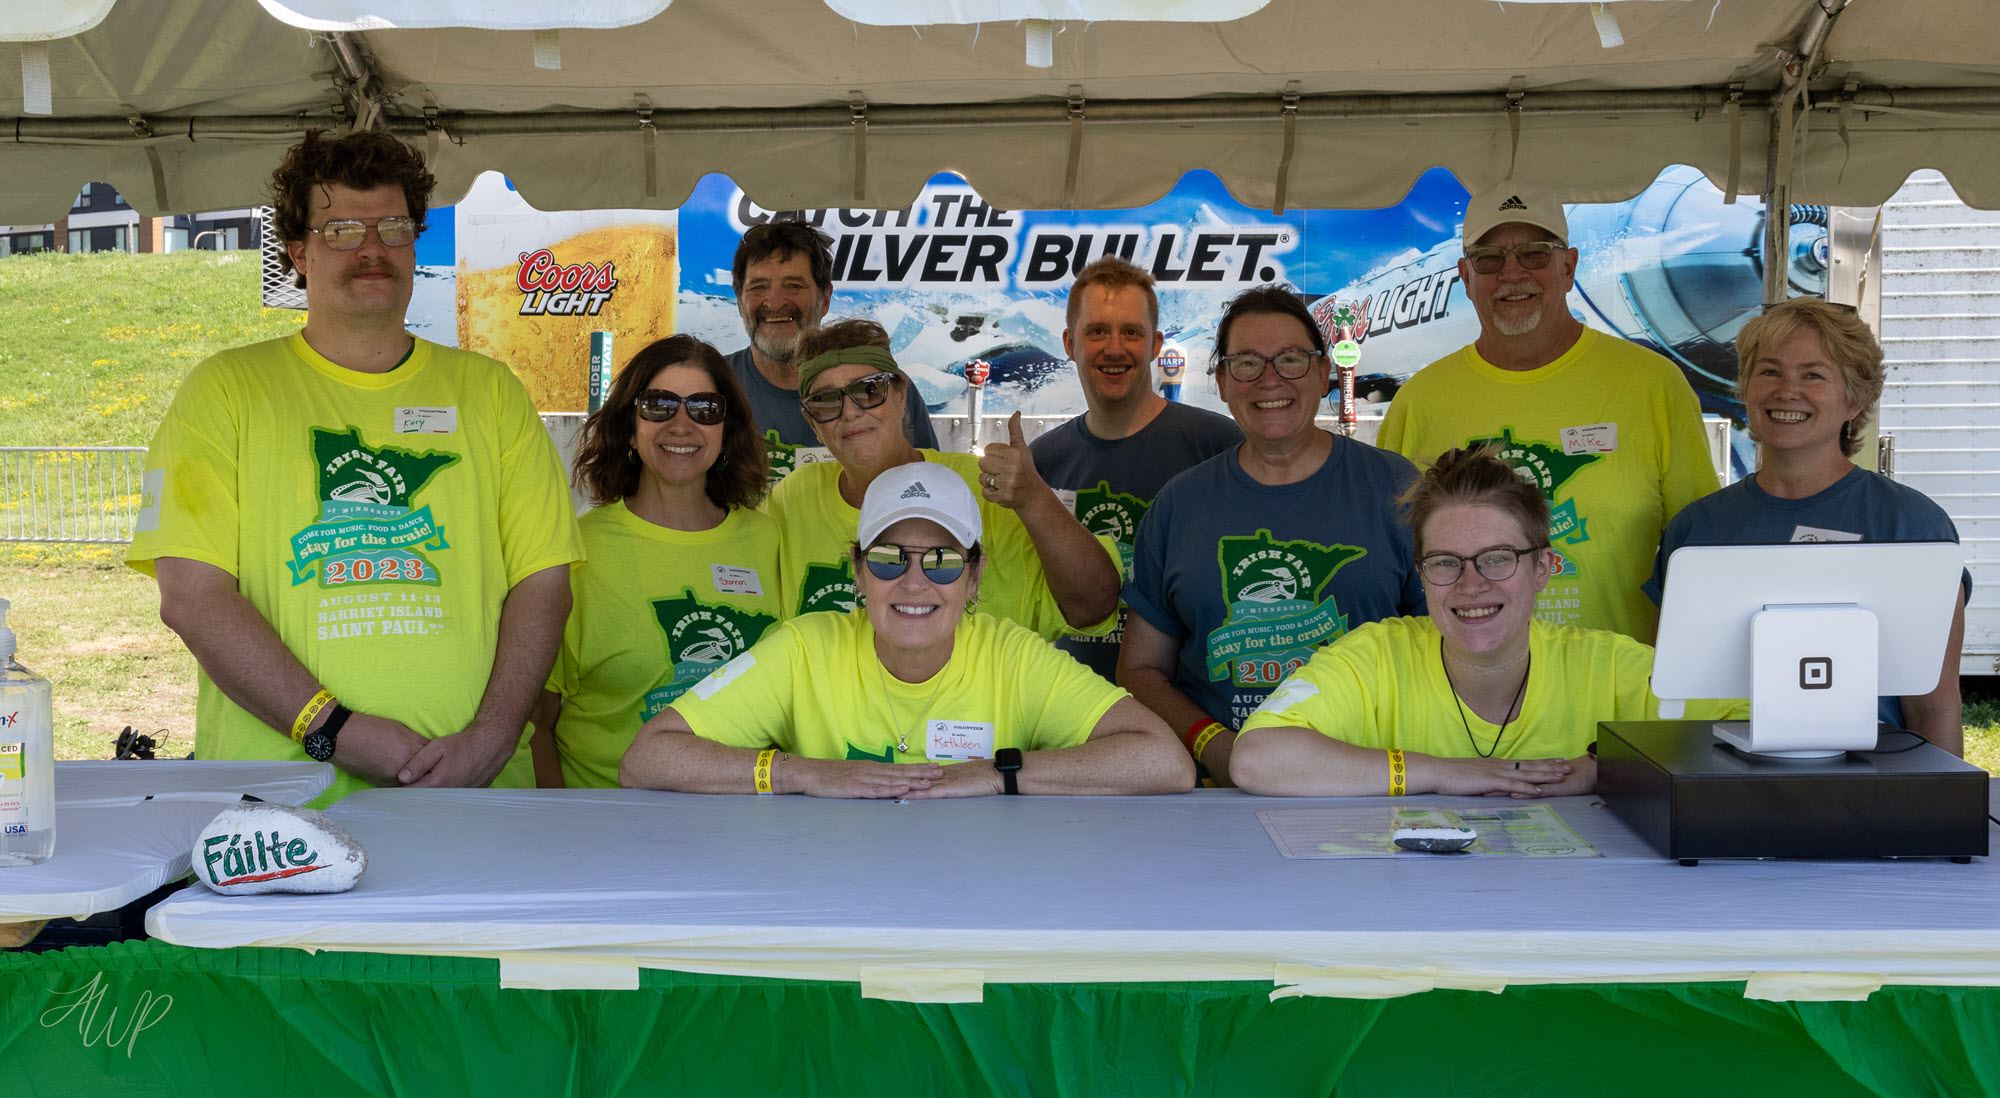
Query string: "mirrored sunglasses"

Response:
xmin=635 ymin=389 xmax=727 ymax=425
xmin=802 ymin=372 xmax=900 ymax=423
xmin=862 ymin=543 xmax=975 ymax=585
xmin=310 ymin=216 xmax=419 ymax=251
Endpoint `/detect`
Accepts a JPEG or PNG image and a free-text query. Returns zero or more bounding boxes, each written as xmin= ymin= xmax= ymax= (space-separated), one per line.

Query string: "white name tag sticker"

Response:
xmin=926 ymin=720 xmax=995 ymax=761
xmin=1790 ymin=525 xmax=1863 ymax=543
xmin=712 ymin=564 xmax=764 ymax=597
xmin=793 ymin=446 xmax=836 ymax=467
xmin=395 ymin=406 xmax=458 ymax=434
xmin=1054 ymin=488 xmax=1079 ymax=515
xmin=1560 ymin=423 xmax=1617 ymax=455
xmin=689 ymin=652 xmax=755 ymax=701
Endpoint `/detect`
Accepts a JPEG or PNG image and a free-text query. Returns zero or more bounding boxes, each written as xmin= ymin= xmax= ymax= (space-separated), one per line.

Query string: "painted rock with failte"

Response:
xmin=192 ymin=804 xmax=366 ymax=894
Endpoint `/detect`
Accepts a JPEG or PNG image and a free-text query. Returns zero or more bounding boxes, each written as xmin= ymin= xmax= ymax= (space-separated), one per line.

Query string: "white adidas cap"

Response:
xmin=858 ymin=462 xmax=983 ymax=549
xmin=1461 ymin=179 xmax=1569 ymax=248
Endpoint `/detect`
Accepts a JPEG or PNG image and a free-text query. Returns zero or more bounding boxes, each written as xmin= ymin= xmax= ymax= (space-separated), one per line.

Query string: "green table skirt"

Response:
xmin=2 ymin=942 xmax=1995 ymax=1096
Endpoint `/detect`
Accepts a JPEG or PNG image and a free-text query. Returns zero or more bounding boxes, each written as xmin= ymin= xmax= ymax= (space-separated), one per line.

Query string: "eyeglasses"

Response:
xmin=308 ymin=216 xmax=418 ymax=251
xmin=1216 ymin=349 xmax=1321 ymax=383
xmin=635 ymin=389 xmax=727 ymax=425
xmin=802 ymin=371 xmax=901 ymax=423
xmin=1418 ymin=544 xmax=1549 ymax=587
xmin=862 ymin=543 xmax=977 ymax=585
xmin=1463 ymin=241 xmax=1562 ymax=275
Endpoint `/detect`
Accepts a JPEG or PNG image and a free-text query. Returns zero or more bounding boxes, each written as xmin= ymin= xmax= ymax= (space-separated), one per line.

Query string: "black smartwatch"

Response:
xmin=994 ymin=747 xmax=1023 ymax=795
xmin=303 ymin=704 xmax=352 ymax=762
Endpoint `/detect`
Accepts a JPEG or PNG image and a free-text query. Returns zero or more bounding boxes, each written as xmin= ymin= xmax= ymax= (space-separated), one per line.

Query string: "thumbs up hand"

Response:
xmin=977 ymin=411 xmax=1050 ymax=513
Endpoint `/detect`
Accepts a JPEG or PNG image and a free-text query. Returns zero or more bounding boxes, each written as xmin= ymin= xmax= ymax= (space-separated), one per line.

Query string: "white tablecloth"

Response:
xmin=0 ymin=761 xmax=335 ymax=923
xmin=144 ymin=787 xmax=2000 ymax=998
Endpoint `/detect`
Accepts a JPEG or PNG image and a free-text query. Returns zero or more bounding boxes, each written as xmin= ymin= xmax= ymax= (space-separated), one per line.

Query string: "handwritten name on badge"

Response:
xmin=712 ymin=564 xmax=764 ymax=597
xmin=1560 ymin=423 xmax=1616 ymax=455
xmin=395 ymin=406 xmax=458 ymax=434
xmin=926 ymin=720 xmax=995 ymax=761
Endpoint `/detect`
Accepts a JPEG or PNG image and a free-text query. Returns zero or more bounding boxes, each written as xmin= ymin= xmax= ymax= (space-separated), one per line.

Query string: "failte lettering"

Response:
xmin=202 ymin=830 xmax=323 ymax=887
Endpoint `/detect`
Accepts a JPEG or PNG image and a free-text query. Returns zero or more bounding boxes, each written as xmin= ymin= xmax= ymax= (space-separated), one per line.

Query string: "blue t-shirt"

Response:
xmin=1125 ymin=435 xmax=1428 ymax=728
xmin=1646 ymin=465 xmax=1967 ymax=729
xmin=1031 ymin=402 xmax=1243 ymax=680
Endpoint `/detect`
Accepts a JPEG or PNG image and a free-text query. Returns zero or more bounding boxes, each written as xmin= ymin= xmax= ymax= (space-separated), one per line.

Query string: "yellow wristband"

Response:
xmin=1387 ymin=748 xmax=1407 ymax=797
xmin=1190 ymin=722 xmax=1226 ymax=762
xmin=291 ymin=689 xmax=334 ymax=745
xmin=753 ymin=748 xmax=777 ymax=795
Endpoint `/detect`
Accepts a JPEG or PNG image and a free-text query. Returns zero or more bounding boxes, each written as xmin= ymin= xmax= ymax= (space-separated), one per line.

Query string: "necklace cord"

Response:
xmin=1440 ymin=640 xmax=1531 ymax=759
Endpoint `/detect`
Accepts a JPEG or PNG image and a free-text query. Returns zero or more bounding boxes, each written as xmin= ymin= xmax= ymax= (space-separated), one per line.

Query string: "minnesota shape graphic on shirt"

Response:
xmin=1466 ymin=426 xmax=1600 ymax=568
xmin=288 ymin=426 xmax=459 ymax=588
xmin=763 ymin=429 xmax=801 ymax=485
xmin=643 ymin=588 xmax=777 ymax=719
xmin=1073 ymin=481 xmax=1148 ymax=572
xmin=1207 ymin=530 xmax=1366 ymax=686
xmin=797 ymin=560 xmax=859 ymax=616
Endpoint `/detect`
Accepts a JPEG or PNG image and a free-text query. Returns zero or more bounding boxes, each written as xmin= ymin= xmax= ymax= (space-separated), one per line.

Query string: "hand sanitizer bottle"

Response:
xmin=0 ymin=599 xmax=55 ymax=865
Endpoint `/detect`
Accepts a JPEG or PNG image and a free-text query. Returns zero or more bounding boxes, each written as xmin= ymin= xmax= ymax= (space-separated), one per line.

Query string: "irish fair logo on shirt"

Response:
xmin=1073 ymin=480 xmax=1147 ymax=571
xmin=797 ymin=561 xmax=859 ymax=616
xmin=1207 ymin=530 xmax=1365 ymax=697
xmin=1467 ymin=426 xmax=1599 ymax=561
xmin=289 ymin=427 xmax=458 ymax=590
xmin=644 ymin=589 xmax=777 ymax=719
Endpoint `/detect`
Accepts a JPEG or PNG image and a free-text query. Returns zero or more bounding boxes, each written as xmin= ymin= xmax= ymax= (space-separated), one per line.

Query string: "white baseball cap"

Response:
xmin=1461 ymin=179 xmax=1569 ymax=248
xmin=858 ymin=462 xmax=983 ymax=549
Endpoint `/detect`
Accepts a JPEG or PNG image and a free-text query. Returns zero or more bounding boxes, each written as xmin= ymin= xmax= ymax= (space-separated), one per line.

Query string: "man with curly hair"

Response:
xmin=128 ymin=129 xmax=583 ymax=803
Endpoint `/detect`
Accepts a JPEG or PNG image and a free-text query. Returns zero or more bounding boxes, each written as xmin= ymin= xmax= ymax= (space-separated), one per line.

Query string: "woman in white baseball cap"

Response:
xmin=621 ymin=461 xmax=1193 ymax=798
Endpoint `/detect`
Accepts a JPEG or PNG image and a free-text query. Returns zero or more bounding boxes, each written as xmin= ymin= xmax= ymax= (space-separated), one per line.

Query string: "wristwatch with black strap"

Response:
xmin=994 ymin=747 xmax=1023 ymax=795
xmin=302 ymin=703 xmax=352 ymax=763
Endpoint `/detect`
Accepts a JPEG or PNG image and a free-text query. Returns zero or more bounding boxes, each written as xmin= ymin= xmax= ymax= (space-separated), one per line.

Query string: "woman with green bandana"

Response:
xmin=763 ymin=319 xmax=1120 ymax=641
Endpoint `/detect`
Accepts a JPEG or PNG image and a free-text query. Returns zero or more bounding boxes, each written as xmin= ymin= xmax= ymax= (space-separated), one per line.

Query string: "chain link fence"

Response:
xmin=0 ymin=447 xmax=150 ymax=544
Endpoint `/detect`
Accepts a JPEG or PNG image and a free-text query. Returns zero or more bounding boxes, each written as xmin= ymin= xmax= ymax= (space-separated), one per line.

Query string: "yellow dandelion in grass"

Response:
xmin=91 ymin=358 xmax=119 ymax=367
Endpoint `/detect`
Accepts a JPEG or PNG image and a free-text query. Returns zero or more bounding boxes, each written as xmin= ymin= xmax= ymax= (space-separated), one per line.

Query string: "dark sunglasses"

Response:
xmin=1463 ymin=241 xmax=1562 ymax=275
xmin=635 ymin=389 xmax=727 ymax=425
xmin=802 ymin=372 xmax=900 ymax=424
xmin=861 ymin=543 xmax=977 ymax=585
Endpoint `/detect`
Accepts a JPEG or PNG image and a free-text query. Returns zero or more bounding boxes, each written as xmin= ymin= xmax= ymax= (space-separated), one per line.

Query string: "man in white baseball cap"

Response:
xmin=1377 ymin=178 xmax=1719 ymax=644
xmin=619 ymin=458 xmax=1195 ymax=799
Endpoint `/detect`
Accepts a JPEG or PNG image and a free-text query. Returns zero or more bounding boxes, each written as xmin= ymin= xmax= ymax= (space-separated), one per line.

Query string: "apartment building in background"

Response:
xmin=0 ymin=182 xmax=261 ymax=257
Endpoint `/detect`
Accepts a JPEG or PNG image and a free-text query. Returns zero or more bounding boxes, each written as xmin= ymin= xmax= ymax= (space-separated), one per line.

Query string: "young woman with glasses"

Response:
xmin=762 ymin=319 xmax=1120 ymax=641
xmin=1230 ymin=447 xmax=1740 ymax=797
xmin=529 ymin=335 xmax=780 ymax=788
xmin=621 ymin=463 xmax=1192 ymax=797
xmin=1118 ymin=287 xmax=1427 ymax=787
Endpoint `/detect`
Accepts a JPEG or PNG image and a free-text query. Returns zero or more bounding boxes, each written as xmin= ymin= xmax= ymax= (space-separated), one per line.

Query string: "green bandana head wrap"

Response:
xmin=795 ymin=344 xmax=904 ymax=399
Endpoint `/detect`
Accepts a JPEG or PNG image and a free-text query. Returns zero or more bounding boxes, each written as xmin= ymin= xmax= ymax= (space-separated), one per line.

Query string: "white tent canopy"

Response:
xmin=4 ymin=0 xmax=2000 ymax=222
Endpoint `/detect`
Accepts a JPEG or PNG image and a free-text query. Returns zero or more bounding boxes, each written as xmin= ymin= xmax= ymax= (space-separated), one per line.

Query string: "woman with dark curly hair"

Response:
xmin=531 ymin=335 xmax=781 ymax=788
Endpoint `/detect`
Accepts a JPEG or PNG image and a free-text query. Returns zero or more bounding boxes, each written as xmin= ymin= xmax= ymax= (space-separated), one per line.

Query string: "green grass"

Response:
xmin=1966 ymin=695 xmax=2000 ymax=773
xmin=0 ymin=250 xmax=302 ymax=446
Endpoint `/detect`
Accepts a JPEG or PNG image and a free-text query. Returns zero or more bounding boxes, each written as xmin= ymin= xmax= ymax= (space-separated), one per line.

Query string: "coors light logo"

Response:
xmin=515 ymin=249 xmax=620 ymax=316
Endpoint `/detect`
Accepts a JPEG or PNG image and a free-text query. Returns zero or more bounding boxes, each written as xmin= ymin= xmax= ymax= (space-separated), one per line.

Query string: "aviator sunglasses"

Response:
xmin=635 ymin=389 xmax=727 ymax=425
xmin=309 ymin=216 xmax=418 ymax=251
xmin=862 ymin=543 xmax=979 ymax=585
xmin=802 ymin=372 xmax=900 ymax=423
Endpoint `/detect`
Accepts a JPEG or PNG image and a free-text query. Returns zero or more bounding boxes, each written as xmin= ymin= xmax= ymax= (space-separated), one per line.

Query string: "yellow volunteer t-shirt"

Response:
xmin=1239 ymin=616 xmax=1742 ymax=759
xmin=1377 ymin=327 xmax=1719 ymax=642
xmin=763 ymin=450 xmax=1118 ymax=639
xmin=126 ymin=334 xmax=583 ymax=803
xmin=670 ymin=609 xmax=1126 ymax=763
xmin=549 ymin=501 xmax=784 ymax=789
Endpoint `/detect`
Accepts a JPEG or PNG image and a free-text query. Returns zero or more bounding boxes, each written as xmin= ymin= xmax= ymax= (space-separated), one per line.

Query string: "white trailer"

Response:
xmin=1877 ymin=171 xmax=2000 ymax=676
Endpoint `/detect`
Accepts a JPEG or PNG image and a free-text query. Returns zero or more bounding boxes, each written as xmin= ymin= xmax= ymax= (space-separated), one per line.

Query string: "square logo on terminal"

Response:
xmin=1799 ymin=656 xmax=1833 ymax=691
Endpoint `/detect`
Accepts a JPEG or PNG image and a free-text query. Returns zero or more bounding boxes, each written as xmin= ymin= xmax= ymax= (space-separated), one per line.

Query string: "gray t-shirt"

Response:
xmin=726 ymin=346 xmax=939 ymax=485
xmin=1645 ymin=465 xmax=1968 ymax=730
xmin=1125 ymin=436 xmax=1428 ymax=728
xmin=1030 ymin=402 xmax=1243 ymax=680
